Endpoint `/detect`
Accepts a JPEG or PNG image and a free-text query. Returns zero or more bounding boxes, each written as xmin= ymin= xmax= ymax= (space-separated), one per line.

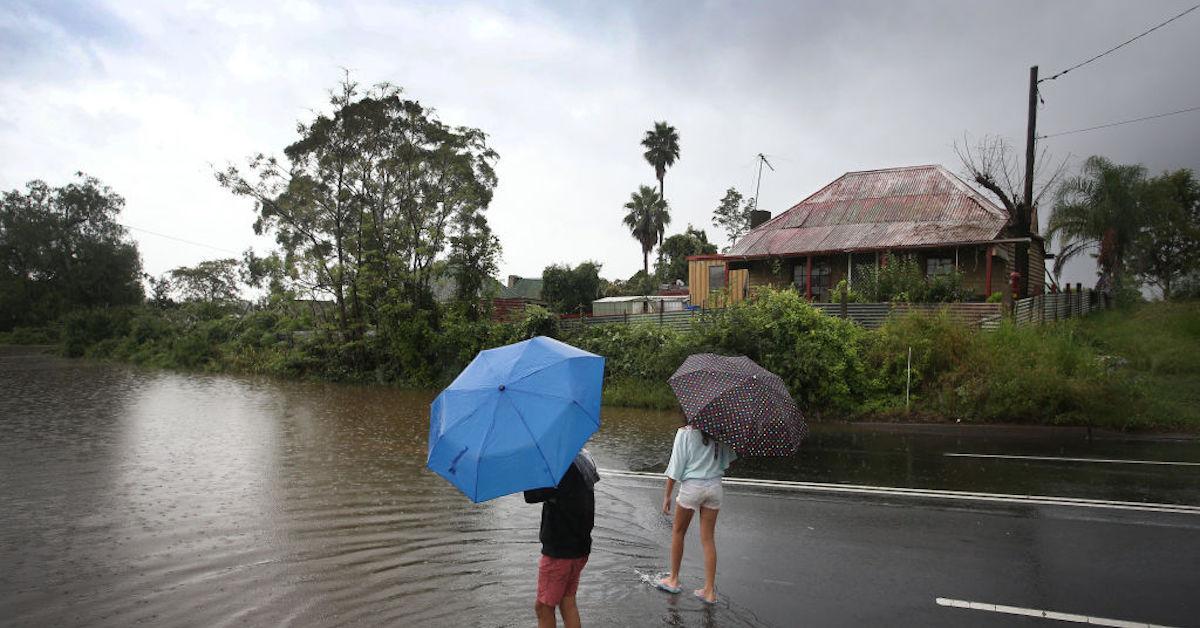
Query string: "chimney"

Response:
xmin=508 ymin=275 xmax=521 ymax=288
xmin=749 ymin=210 xmax=772 ymax=229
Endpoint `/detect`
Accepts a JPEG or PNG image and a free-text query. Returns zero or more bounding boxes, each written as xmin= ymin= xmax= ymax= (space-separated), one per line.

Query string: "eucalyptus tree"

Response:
xmin=623 ymin=185 xmax=671 ymax=279
xmin=1048 ymin=156 xmax=1149 ymax=294
xmin=641 ymin=121 xmax=680 ymax=198
xmin=217 ymin=76 xmax=499 ymax=332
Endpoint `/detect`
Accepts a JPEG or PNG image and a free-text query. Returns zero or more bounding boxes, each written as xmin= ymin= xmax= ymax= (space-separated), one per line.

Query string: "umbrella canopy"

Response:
xmin=427 ymin=336 xmax=605 ymax=503
xmin=668 ymin=354 xmax=807 ymax=457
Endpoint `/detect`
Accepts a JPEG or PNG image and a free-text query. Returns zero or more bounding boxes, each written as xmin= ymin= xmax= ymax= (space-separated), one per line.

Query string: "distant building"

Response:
xmin=592 ymin=295 xmax=689 ymax=316
xmin=688 ymin=164 xmax=1047 ymax=306
xmin=492 ymin=275 xmax=545 ymax=320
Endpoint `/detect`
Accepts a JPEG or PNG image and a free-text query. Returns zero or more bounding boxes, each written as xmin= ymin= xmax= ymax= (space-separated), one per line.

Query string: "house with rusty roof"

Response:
xmin=687 ymin=164 xmax=1047 ymax=307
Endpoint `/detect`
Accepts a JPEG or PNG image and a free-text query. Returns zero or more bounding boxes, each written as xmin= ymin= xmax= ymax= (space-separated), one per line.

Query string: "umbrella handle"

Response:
xmin=448 ymin=446 xmax=469 ymax=474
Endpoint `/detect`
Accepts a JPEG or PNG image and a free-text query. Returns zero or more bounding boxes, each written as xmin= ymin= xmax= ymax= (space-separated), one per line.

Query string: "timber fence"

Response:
xmin=998 ymin=287 xmax=1110 ymax=328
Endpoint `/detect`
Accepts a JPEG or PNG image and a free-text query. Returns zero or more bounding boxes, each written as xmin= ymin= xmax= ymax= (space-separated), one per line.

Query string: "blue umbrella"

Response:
xmin=427 ymin=336 xmax=605 ymax=503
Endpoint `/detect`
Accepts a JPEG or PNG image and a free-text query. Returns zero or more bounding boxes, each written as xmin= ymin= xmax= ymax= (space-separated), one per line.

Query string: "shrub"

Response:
xmin=62 ymin=307 xmax=136 ymax=357
xmin=688 ymin=289 xmax=867 ymax=414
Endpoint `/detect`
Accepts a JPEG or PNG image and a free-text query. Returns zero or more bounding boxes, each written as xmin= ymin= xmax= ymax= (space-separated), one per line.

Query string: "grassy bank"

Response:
xmin=1075 ymin=302 xmax=1200 ymax=430
xmin=22 ymin=291 xmax=1199 ymax=431
xmin=589 ymin=298 xmax=1200 ymax=432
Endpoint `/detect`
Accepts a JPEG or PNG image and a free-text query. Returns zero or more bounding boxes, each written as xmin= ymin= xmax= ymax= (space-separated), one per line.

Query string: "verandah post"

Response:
xmin=806 ymin=255 xmax=813 ymax=301
xmin=984 ymin=245 xmax=994 ymax=296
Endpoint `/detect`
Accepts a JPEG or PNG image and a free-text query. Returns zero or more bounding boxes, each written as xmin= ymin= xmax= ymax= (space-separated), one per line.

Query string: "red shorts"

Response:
xmin=536 ymin=554 xmax=589 ymax=606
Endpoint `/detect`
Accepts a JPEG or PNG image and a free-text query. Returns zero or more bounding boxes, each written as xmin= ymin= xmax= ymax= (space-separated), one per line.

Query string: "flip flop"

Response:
xmin=694 ymin=590 xmax=717 ymax=605
xmin=655 ymin=580 xmax=682 ymax=594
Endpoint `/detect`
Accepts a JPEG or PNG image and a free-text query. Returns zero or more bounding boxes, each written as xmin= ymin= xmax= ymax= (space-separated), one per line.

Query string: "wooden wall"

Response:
xmin=688 ymin=260 xmax=748 ymax=307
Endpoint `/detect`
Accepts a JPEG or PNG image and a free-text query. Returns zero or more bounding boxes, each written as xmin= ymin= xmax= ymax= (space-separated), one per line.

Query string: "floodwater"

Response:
xmin=2 ymin=347 xmax=1198 ymax=627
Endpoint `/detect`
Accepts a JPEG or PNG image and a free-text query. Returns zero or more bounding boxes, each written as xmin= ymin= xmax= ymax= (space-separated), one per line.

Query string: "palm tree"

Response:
xmin=623 ymin=185 xmax=671 ymax=279
xmin=641 ymin=121 xmax=680 ymax=198
xmin=1047 ymin=156 xmax=1148 ymax=293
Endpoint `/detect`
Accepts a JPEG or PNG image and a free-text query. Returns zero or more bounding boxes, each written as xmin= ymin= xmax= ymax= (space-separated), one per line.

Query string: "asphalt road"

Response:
xmin=596 ymin=474 xmax=1200 ymax=628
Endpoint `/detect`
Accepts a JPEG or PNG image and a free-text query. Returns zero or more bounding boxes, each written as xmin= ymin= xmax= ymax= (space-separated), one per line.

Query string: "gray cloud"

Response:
xmin=1 ymin=0 xmax=1197 ymax=289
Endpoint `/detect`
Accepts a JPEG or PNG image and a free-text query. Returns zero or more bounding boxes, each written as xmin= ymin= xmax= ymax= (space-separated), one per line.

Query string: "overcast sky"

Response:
xmin=3 ymin=0 xmax=1199 ymax=288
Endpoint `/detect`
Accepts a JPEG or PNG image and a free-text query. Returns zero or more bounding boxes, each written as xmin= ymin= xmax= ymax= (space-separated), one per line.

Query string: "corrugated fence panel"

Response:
xmin=561 ymin=292 xmax=1103 ymax=333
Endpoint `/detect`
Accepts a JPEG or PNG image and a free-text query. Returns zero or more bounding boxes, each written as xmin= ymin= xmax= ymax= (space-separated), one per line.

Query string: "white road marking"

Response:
xmin=945 ymin=453 xmax=1200 ymax=467
xmin=934 ymin=597 xmax=1178 ymax=627
xmin=597 ymin=468 xmax=1200 ymax=515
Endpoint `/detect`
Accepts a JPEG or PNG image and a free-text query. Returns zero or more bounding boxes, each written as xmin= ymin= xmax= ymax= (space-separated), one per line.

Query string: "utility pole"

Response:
xmin=752 ymin=153 xmax=774 ymax=211
xmin=1018 ymin=65 xmax=1039 ymax=298
xmin=1024 ymin=66 xmax=1038 ymax=216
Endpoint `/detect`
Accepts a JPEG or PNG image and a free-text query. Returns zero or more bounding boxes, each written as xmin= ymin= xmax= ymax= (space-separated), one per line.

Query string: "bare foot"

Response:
xmin=657 ymin=576 xmax=681 ymax=592
xmin=694 ymin=588 xmax=717 ymax=604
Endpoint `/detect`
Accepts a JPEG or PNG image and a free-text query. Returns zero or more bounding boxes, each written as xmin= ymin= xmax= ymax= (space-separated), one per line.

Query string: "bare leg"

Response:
xmin=695 ymin=506 xmax=719 ymax=603
xmin=660 ymin=504 xmax=694 ymax=589
xmin=535 ymin=601 xmax=556 ymax=628
xmin=560 ymin=595 xmax=580 ymax=628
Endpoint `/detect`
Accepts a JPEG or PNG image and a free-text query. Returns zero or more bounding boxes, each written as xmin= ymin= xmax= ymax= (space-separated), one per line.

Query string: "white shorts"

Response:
xmin=676 ymin=477 xmax=723 ymax=511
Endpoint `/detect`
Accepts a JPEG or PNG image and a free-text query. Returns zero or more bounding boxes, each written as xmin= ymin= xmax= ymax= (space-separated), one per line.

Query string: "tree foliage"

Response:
xmin=1048 ymin=156 xmax=1150 ymax=294
xmin=641 ymin=121 xmax=680 ymax=198
xmin=656 ymin=225 xmax=717 ymax=283
xmin=622 ymin=185 xmax=671 ymax=279
xmin=447 ymin=212 xmax=502 ymax=320
xmin=542 ymin=261 xmax=603 ymax=314
xmin=216 ymin=76 xmax=499 ymax=332
xmin=168 ymin=258 xmax=242 ymax=304
xmin=0 ymin=174 xmax=143 ymax=330
xmin=711 ymin=187 xmax=756 ymax=248
xmin=1129 ymin=169 xmax=1200 ymax=300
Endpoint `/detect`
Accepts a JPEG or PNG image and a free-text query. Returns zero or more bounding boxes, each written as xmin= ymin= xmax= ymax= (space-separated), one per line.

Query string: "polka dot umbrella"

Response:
xmin=668 ymin=354 xmax=807 ymax=457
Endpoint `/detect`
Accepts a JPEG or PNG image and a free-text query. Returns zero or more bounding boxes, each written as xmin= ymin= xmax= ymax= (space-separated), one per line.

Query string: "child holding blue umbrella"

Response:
xmin=525 ymin=449 xmax=600 ymax=628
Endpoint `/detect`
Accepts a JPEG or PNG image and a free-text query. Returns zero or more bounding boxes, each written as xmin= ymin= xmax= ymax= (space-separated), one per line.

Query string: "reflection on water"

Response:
xmin=1 ymin=348 xmax=1197 ymax=627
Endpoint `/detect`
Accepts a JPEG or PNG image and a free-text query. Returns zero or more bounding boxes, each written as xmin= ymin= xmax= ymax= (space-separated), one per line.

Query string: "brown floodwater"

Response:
xmin=2 ymin=347 xmax=1198 ymax=627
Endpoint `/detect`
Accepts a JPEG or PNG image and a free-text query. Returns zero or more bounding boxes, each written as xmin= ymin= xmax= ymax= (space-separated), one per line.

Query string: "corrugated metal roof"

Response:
xmin=498 ymin=278 xmax=544 ymax=300
xmin=727 ymin=165 xmax=1008 ymax=257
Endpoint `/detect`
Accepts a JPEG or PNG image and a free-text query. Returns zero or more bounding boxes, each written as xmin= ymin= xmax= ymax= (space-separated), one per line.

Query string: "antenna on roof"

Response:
xmin=752 ymin=153 xmax=775 ymax=212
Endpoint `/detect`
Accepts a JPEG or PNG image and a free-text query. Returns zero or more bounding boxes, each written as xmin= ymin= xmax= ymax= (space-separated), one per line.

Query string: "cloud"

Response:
xmin=1 ymin=0 xmax=1198 ymax=290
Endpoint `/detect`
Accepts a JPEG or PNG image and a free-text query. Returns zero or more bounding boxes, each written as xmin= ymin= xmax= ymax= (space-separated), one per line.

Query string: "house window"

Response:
xmin=926 ymin=257 xmax=954 ymax=277
xmin=812 ymin=262 xmax=831 ymax=300
xmin=708 ymin=264 xmax=726 ymax=291
xmin=792 ymin=260 xmax=832 ymax=300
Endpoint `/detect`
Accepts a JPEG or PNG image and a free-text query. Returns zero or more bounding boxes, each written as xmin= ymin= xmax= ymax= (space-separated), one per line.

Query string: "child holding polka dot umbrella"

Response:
xmin=656 ymin=353 xmax=806 ymax=604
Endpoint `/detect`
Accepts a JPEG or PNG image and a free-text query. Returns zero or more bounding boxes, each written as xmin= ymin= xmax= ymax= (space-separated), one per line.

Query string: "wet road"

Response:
xmin=2 ymin=347 xmax=1199 ymax=627
xmin=600 ymin=474 xmax=1200 ymax=627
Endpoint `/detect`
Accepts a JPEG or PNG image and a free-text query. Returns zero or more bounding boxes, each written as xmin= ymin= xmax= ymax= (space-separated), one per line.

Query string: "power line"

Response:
xmin=1039 ymin=3 xmax=1200 ymax=83
xmin=119 ymin=222 xmax=242 ymax=255
xmin=1037 ymin=104 xmax=1200 ymax=138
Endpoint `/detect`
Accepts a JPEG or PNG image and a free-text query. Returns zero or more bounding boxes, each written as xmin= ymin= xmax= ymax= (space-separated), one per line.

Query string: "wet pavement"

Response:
xmin=1 ymin=347 xmax=1199 ymax=626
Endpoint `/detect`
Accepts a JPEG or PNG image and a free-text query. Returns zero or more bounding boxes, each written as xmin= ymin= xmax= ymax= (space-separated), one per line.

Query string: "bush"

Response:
xmin=854 ymin=254 xmax=967 ymax=303
xmin=568 ymin=323 xmax=689 ymax=382
xmin=688 ymin=289 xmax=867 ymax=414
xmin=62 ymin=307 xmax=136 ymax=357
xmin=0 ymin=325 xmax=60 ymax=344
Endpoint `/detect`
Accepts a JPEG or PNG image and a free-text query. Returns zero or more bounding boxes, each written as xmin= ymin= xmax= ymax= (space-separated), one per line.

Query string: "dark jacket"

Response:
xmin=523 ymin=453 xmax=599 ymax=559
